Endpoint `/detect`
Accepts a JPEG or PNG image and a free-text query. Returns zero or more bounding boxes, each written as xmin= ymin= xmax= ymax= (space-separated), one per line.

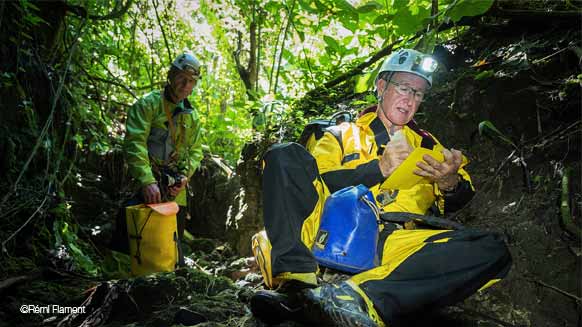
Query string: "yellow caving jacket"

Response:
xmin=124 ymin=89 xmax=203 ymax=205
xmin=310 ymin=111 xmax=474 ymax=215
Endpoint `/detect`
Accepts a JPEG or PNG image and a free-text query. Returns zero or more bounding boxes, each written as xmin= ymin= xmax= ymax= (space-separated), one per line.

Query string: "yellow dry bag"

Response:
xmin=126 ymin=202 xmax=179 ymax=276
xmin=251 ymin=230 xmax=280 ymax=289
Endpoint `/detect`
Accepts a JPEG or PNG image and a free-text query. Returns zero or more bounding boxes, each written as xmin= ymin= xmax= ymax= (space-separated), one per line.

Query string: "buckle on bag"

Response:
xmin=376 ymin=190 xmax=399 ymax=206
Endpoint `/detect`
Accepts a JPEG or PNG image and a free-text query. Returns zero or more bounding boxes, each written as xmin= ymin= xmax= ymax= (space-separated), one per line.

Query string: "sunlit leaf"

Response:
xmin=357 ymin=1 xmax=383 ymax=13
xmin=335 ymin=0 xmax=356 ymax=12
xmin=323 ymin=35 xmax=340 ymax=52
xmin=447 ymin=0 xmax=494 ymax=23
xmin=343 ymin=18 xmax=359 ymax=33
xmin=478 ymin=120 xmax=516 ymax=148
xmin=298 ymin=0 xmax=319 ymax=13
xmin=393 ymin=5 xmax=430 ymax=35
xmin=372 ymin=14 xmax=395 ymax=25
xmin=474 ymin=70 xmax=494 ymax=80
xmin=355 ymin=72 xmax=373 ymax=93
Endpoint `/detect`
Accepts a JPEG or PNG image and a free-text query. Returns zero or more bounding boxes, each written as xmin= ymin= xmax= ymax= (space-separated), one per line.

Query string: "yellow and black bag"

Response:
xmin=126 ymin=202 xmax=179 ymax=276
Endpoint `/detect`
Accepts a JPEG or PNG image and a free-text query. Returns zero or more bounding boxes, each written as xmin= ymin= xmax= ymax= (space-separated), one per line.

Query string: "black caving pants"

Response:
xmin=262 ymin=142 xmax=512 ymax=324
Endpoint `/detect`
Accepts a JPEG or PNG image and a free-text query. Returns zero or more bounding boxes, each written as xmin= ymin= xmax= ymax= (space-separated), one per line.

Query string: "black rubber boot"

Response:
xmin=250 ymin=280 xmax=316 ymax=325
xmin=302 ymin=282 xmax=379 ymax=327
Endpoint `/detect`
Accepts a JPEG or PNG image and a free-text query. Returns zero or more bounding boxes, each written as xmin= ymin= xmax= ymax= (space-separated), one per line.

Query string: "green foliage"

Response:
xmin=19 ymin=0 xmax=49 ymax=27
xmin=101 ymin=251 xmax=131 ymax=279
xmin=51 ymin=203 xmax=99 ymax=276
xmin=447 ymin=0 xmax=494 ymax=23
xmin=478 ymin=120 xmax=517 ymax=149
xmin=474 ymin=69 xmax=494 ymax=80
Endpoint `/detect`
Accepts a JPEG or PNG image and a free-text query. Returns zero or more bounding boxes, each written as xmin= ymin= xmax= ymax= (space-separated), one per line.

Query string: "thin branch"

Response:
xmin=80 ymin=66 xmax=138 ymax=99
xmin=532 ymin=46 xmax=572 ymax=64
xmin=305 ymin=35 xmax=410 ymax=97
xmin=136 ymin=81 xmax=165 ymax=90
xmin=528 ymin=278 xmax=582 ymax=303
xmin=152 ymin=0 xmax=173 ymax=65
xmin=1 ymin=196 xmax=49 ymax=253
xmin=66 ymin=0 xmax=134 ymax=21
xmin=256 ymin=7 xmax=263 ymax=92
xmin=249 ymin=6 xmax=258 ymax=93
xmin=0 ymin=271 xmax=42 ymax=293
xmin=0 ymin=198 xmax=37 ymax=221
xmin=491 ymin=7 xmax=582 ymax=19
xmin=268 ymin=8 xmax=285 ymax=93
xmin=530 ymin=120 xmax=581 ymax=150
xmin=0 ymin=19 xmax=87 ymax=210
xmin=91 ymin=97 xmax=132 ymax=108
xmin=273 ymin=0 xmax=296 ymax=94
xmin=290 ymin=20 xmax=316 ymax=89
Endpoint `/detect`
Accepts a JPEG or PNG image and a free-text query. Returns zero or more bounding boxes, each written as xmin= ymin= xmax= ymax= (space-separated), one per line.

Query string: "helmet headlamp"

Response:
xmin=420 ymin=57 xmax=438 ymax=73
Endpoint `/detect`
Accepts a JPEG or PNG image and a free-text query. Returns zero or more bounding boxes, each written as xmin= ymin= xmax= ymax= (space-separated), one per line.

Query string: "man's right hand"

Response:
xmin=378 ymin=137 xmax=412 ymax=178
xmin=142 ymin=183 xmax=161 ymax=204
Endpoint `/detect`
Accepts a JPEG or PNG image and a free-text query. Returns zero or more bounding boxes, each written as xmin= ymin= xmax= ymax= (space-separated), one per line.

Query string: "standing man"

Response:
xmin=123 ymin=52 xmax=204 ymax=265
xmin=251 ymin=49 xmax=511 ymax=326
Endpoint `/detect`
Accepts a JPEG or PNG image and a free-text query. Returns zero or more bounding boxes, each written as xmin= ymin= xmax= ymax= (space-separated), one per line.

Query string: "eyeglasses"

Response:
xmin=387 ymin=80 xmax=426 ymax=102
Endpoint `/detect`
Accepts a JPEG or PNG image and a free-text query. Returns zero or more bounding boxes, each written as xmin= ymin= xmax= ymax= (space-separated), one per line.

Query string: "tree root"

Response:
xmin=527 ymin=278 xmax=582 ymax=303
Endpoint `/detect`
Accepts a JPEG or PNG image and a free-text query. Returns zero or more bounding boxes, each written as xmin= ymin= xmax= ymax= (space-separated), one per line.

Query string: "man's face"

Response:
xmin=377 ymin=72 xmax=428 ymax=127
xmin=171 ymin=71 xmax=198 ymax=101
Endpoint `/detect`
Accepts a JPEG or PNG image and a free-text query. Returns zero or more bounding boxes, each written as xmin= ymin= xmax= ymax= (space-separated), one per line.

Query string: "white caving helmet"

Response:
xmin=171 ymin=52 xmax=201 ymax=79
xmin=376 ymin=48 xmax=438 ymax=87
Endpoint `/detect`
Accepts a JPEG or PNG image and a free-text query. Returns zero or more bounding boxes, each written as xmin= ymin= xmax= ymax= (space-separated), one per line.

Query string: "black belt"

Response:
xmin=379 ymin=212 xmax=465 ymax=230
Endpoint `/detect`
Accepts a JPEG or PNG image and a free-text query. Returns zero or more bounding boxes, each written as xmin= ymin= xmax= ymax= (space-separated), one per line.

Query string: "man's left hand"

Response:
xmin=414 ymin=148 xmax=462 ymax=191
xmin=168 ymin=175 xmax=188 ymax=197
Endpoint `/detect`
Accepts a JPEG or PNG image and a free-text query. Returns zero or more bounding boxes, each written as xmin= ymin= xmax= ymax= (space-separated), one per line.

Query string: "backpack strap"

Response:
xmin=325 ymin=125 xmax=344 ymax=154
xmin=406 ymin=119 xmax=436 ymax=149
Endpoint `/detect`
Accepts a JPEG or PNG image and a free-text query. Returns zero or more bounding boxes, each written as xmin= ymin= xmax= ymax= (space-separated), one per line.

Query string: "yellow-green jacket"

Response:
xmin=124 ymin=89 xmax=203 ymax=205
xmin=310 ymin=111 xmax=474 ymax=215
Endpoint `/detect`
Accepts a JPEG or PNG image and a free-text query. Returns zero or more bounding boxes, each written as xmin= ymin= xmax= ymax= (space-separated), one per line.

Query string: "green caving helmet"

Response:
xmin=376 ymin=48 xmax=438 ymax=87
xmin=172 ymin=52 xmax=201 ymax=79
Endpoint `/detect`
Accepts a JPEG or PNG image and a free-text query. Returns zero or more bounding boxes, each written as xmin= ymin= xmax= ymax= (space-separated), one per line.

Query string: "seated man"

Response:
xmin=251 ymin=49 xmax=511 ymax=326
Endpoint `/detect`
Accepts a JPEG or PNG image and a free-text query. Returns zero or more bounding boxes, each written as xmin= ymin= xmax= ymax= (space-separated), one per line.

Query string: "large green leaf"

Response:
xmin=392 ymin=3 xmax=430 ymax=35
xmin=372 ymin=14 xmax=395 ymax=25
xmin=298 ymin=0 xmax=319 ymax=13
xmin=342 ymin=17 xmax=359 ymax=33
xmin=478 ymin=120 xmax=516 ymax=148
xmin=337 ymin=8 xmax=360 ymax=32
xmin=357 ymin=1 xmax=383 ymax=13
xmin=323 ymin=35 xmax=340 ymax=53
xmin=355 ymin=72 xmax=373 ymax=93
xmin=335 ymin=0 xmax=357 ymax=12
xmin=447 ymin=0 xmax=494 ymax=23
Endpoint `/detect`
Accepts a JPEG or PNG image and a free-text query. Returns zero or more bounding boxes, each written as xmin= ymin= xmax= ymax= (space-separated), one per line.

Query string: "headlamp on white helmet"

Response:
xmin=171 ymin=52 xmax=201 ymax=79
xmin=376 ymin=49 xmax=438 ymax=87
